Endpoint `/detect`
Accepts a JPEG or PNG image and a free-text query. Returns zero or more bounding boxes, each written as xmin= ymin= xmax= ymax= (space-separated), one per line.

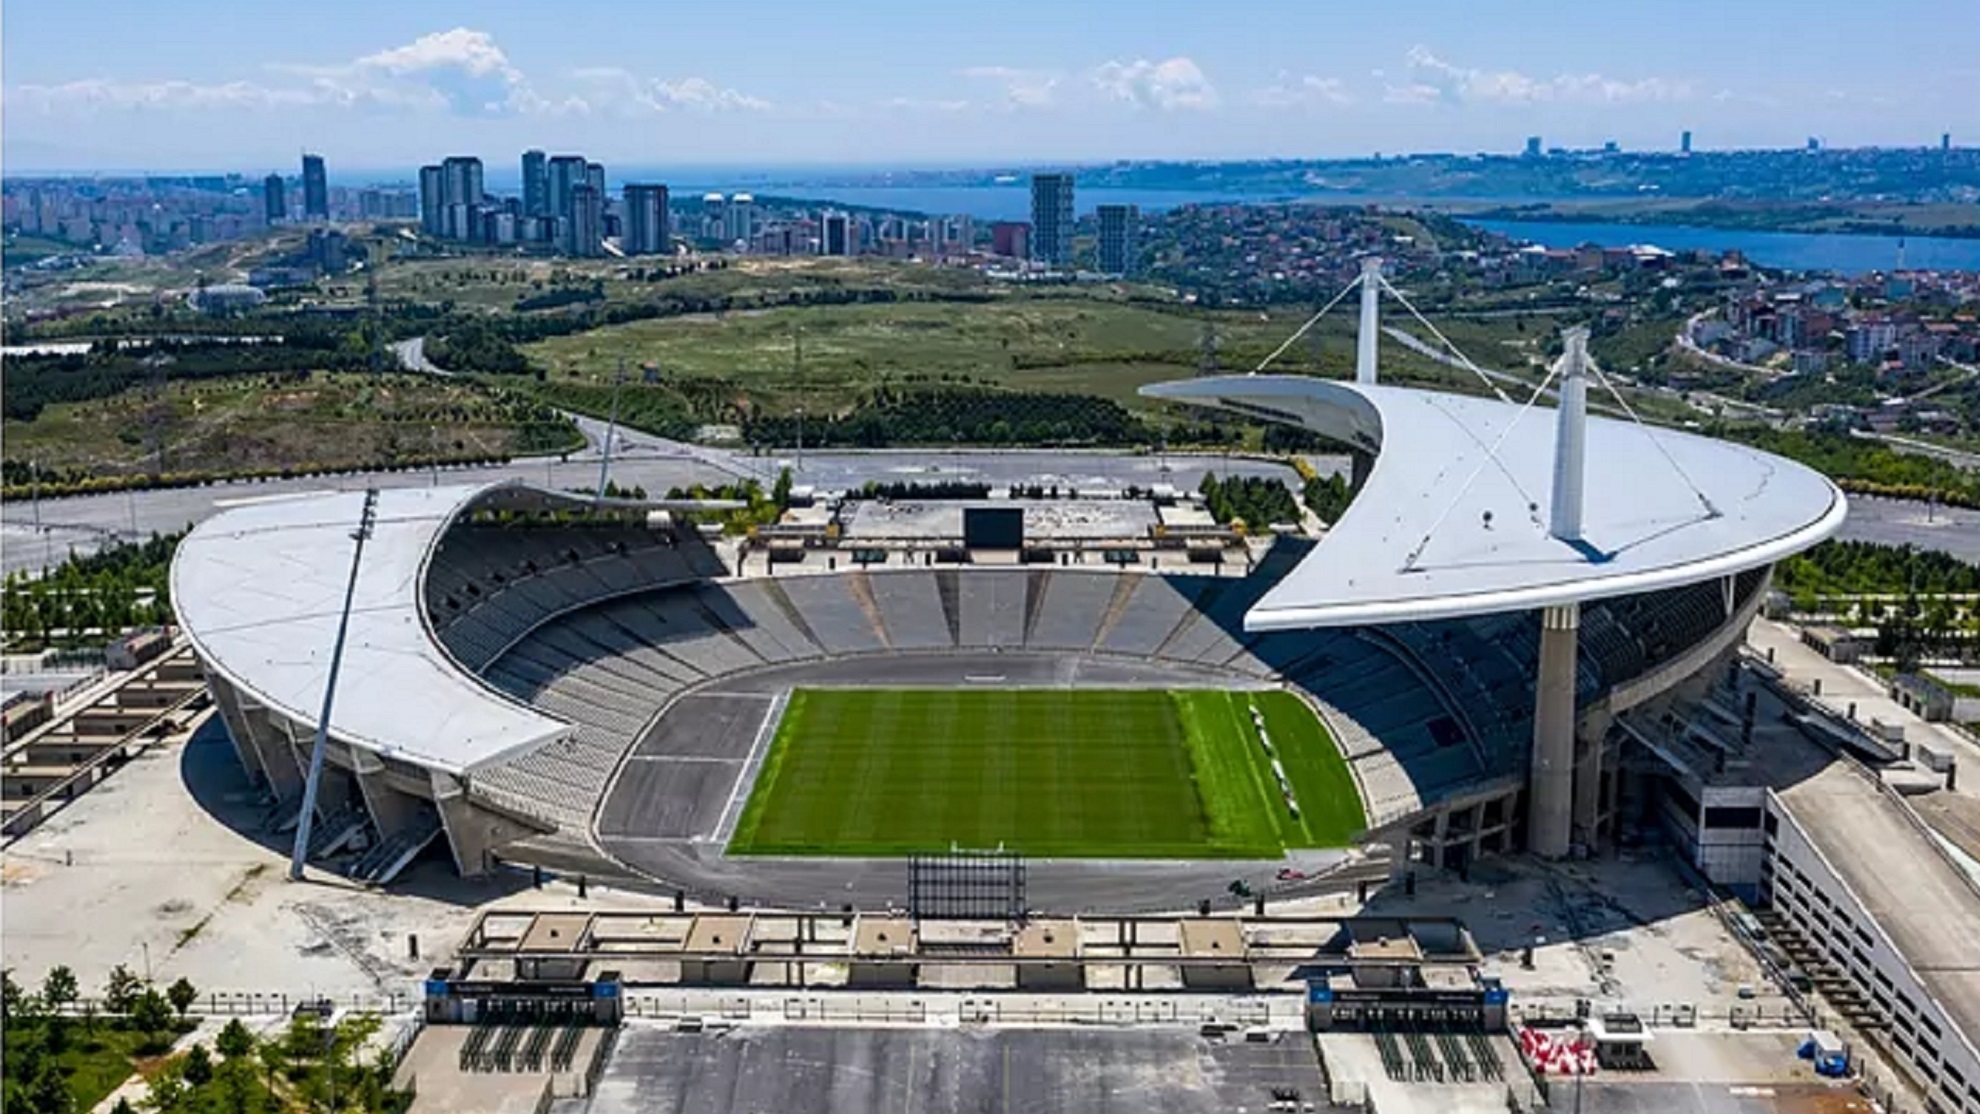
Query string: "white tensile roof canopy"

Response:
xmin=1141 ymin=374 xmax=1845 ymax=629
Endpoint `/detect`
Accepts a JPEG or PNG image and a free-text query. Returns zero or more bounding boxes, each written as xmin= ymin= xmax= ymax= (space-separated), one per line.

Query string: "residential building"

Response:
xmin=1096 ymin=203 xmax=1138 ymax=276
xmin=262 ymin=174 xmax=285 ymax=224
xmin=586 ymin=162 xmax=606 ymax=205
xmin=440 ymin=156 xmax=483 ymax=211
xmin=1524 ymin=136 xmax=1543 ymax=158
xmin=1681 ymin=130 xmax=1693 ymax=155
xmin=991 ymin=221 xmax=1030 ymax=260
xmin=1849 ymin=319 xmax=1899 ymax=363
xmin=568 ymin=184 xmax=604 ymax=258
xmin=301 ymin=154 xmax=328 ymax=220
xmin=306 ymin=228 xmax=348 ymax=273
xmin=522 ymin=149 xmax=547 ymax=217
xmin=417 ymin=165 xmax=444 ymax=236
xmin=546 ymin=155 xmax=587 ymax=229
xmin=821 ymin=210 xmax=853 ymax=256
xmin=622 ymin=184 xmax=671 ymax=256
xmin=1030 ymin=173 xmax=1074 ymax=266
xmin=725 ymin=193 xmax=754 ymax=244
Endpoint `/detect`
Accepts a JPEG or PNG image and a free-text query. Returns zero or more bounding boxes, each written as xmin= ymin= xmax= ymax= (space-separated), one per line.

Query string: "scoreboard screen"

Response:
xmin=962 ymin=506 xmax=1024 ymax=549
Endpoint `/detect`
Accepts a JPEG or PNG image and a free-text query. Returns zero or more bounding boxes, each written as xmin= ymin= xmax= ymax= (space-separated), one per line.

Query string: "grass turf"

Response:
xmin=726 ymin=688 xmax=1363 ymax=859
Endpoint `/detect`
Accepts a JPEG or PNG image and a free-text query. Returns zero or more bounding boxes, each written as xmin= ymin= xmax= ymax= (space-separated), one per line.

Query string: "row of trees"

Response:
xmin=1727 ymin=428 xmax=1980 ymax=508
xmin=663 ymin=471 xmax=793 ymax=533
xmin=3 ymin=965 xmax=201 ymax=1114
xmin=1776 ymin=540 xmax=1980 ymax=597
xmin=743 ymin=387 xmax=1151 ymax=449
xmin=1 ymin=532 xmax=181 ymax=649
xmin=4 ymin=964 xmax=409 ymax=1114
xmin=1302 ymin=471 xmax=1355 ymax=524
xmin=3 ymin=329 xmax=384 ymax=423
xmin=1197 ymin=472 xmax=1301 ymax=529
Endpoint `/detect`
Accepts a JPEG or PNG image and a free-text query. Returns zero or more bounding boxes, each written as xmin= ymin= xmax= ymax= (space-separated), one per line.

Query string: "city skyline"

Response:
xmin=4 ymin=0 xmax=1977 ymax=173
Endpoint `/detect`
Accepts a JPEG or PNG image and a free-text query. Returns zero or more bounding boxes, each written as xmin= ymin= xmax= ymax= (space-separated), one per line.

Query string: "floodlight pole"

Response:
xmin=1355 ymin=256 xmax=1383 ymax=384
xmin=595 ymin=359 xmax=626 ymax=501
xmin=289 ymin=489 xmax=379 ymax=882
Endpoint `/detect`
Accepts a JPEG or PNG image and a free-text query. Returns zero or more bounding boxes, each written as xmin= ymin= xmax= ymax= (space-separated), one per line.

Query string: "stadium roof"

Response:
xmin=173 ymin=484 xmax=571 ymax=775
xmin=172 ymin=481 xmax=737 ymax=775
xmin=1141 ymin=376 xmax=1845 ymax=629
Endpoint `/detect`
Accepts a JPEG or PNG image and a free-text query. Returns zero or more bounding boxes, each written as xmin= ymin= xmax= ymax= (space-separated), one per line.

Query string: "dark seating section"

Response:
xmin=450 ymin=527 xmax=1766 ymax=838
xmin=424 ymin=519 xmax=726 ymax=672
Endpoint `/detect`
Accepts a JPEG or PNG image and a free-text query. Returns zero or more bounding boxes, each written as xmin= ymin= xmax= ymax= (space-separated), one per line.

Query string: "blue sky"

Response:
xmin=4 ymin=0 xmax=1976 ymax=173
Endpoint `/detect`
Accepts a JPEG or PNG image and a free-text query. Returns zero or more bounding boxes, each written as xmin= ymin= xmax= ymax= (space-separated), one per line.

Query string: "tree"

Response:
xmin=183 ymin=1044 xmax=215 ymax=1088
xmin=142 ymin=1060 xmax=186 ymax=1114
xmin=1 ymin=967 xmax=24 ymax=1025
xmin=103 ymin=965 xmax=142 ymax=1015
xmin=40 ymin=966 xmax=78 ymax=1053
xmin=129 ymin=988 xmax=176 ymax=1054
xmin=772 ymin=466 xmax=794 ymax=512
xmin=166 ymin=977 xmax=198 ymax=1020
xmin=41 ymin=966 xmax=78 ymax=1014
xmin=216 ymin=1018 xmax=255 ymax=1061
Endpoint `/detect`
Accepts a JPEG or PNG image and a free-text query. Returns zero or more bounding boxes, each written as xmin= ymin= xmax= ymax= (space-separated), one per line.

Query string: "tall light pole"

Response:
xmin=793 ymin=326 xmax=805 ymax=477
xmin=289 ymin=489 xmax=379 ymax=882
xmin=595 ymin=359 xmax=626 ymax=501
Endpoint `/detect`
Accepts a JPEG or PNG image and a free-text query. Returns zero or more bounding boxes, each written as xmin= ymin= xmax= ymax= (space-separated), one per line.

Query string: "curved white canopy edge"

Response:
xmin=1142 ymin=376 xmax=1847 ymax=629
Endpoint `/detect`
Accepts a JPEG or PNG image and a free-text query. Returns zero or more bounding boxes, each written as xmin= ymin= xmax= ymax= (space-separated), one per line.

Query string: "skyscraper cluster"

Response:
xmin=414 ymin=151 xmax=660 ymax=255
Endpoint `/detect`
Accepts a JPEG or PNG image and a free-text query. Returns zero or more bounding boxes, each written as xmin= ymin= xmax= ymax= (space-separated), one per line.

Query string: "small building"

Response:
xmin=848 ymin=916 xmax=917 ymax=988
xmin=1014 ymin=919 xmax=1083 ymax=991
xmin=680 ymin=914 xmax=753 ymax=985
xmin=1798 ymin=625 xmax=1862 ymax=664
xmin=106 ymin=630 xmax=171 ymax=672
xmin=1178 ymin=919 xmax=1251 ymax=991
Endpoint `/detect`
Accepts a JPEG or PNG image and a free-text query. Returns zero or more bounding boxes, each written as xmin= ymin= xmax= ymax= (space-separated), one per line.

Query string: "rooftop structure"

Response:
xmin=172 ymin=485 xmax=574 ymax=775
xmin=1141 ymin=375 xmax=1844 ymax=628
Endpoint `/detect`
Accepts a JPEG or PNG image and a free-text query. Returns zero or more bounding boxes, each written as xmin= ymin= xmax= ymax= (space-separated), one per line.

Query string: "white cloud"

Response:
xmin=1252 ymin=73 xmax=1354 ymax=108
xmin=569 ymin=68 xmax=769 ymax=114
xmin=1393 ymin=46 xmax=1692 ymax=106
xmin=1090 ymin=57 xmax=1218 ymax=111
xmin=288 ymin=27 xmax=542 ymax=116
xmin=9 ymin=78 xmax=319 ymax=112
xmin=653 ymin=77 xmax=770 ymax=112
xmin=882 ymin=96 xmax=974 ymax=113
xmin=959 ymin=66 xmax=1060 ymax=108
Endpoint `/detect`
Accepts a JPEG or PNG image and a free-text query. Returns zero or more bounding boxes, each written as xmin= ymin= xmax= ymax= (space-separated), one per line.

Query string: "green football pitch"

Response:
xmin=726 ymin=688 xmax=1365 ymax=859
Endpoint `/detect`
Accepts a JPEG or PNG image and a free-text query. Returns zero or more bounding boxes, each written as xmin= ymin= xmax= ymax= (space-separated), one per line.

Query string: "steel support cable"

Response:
xmin=1401 ymin=357 xmax=1566 ymax=572
xmin=1251 ymin=275 xmax=1364 ymax=375
xmin=1378 ymin=277 xmax=1515 ymax=405
xmin=1585 ymin=356 xmax=1722 ymax=519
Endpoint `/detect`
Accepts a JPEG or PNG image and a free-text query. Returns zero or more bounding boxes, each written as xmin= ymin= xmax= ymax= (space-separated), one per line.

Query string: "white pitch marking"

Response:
xmin=706 ymin=687 xmax=791 ymax=845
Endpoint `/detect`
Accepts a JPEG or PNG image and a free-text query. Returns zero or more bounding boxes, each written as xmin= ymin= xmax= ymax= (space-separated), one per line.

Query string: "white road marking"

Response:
xmin=706 ymin=687 xmax=791 ymax=845
xmin=211 ymin=490 xmax=340 ymax=509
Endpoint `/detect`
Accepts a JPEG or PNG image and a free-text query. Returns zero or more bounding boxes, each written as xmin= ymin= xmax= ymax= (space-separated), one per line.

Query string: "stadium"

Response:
xmin=168 ymin=324 xmax=1847 ymax=913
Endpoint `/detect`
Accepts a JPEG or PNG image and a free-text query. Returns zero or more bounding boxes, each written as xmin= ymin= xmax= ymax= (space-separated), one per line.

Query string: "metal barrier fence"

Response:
xmin=618 ymin=992 xmax=1284 ymax=1029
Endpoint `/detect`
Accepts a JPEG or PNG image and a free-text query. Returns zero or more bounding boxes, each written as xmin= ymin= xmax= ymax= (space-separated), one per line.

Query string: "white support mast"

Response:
xmin=1355 ymin=256 xmax=1383 ymax=384
xmin=1550 ymin=326 xmax=1591 ymax=544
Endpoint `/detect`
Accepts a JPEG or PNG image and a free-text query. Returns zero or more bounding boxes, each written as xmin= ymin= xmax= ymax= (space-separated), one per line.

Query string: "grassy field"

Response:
xmin=2 ymin=372 xmax=578 ymax=478
xmin=519 ymin=295 xmax=1522 ymax=412
xmin=728 ymin=688 xmax=1364 ymax=859
xmin=377 ymin=254 xmax=1004 ymax=312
